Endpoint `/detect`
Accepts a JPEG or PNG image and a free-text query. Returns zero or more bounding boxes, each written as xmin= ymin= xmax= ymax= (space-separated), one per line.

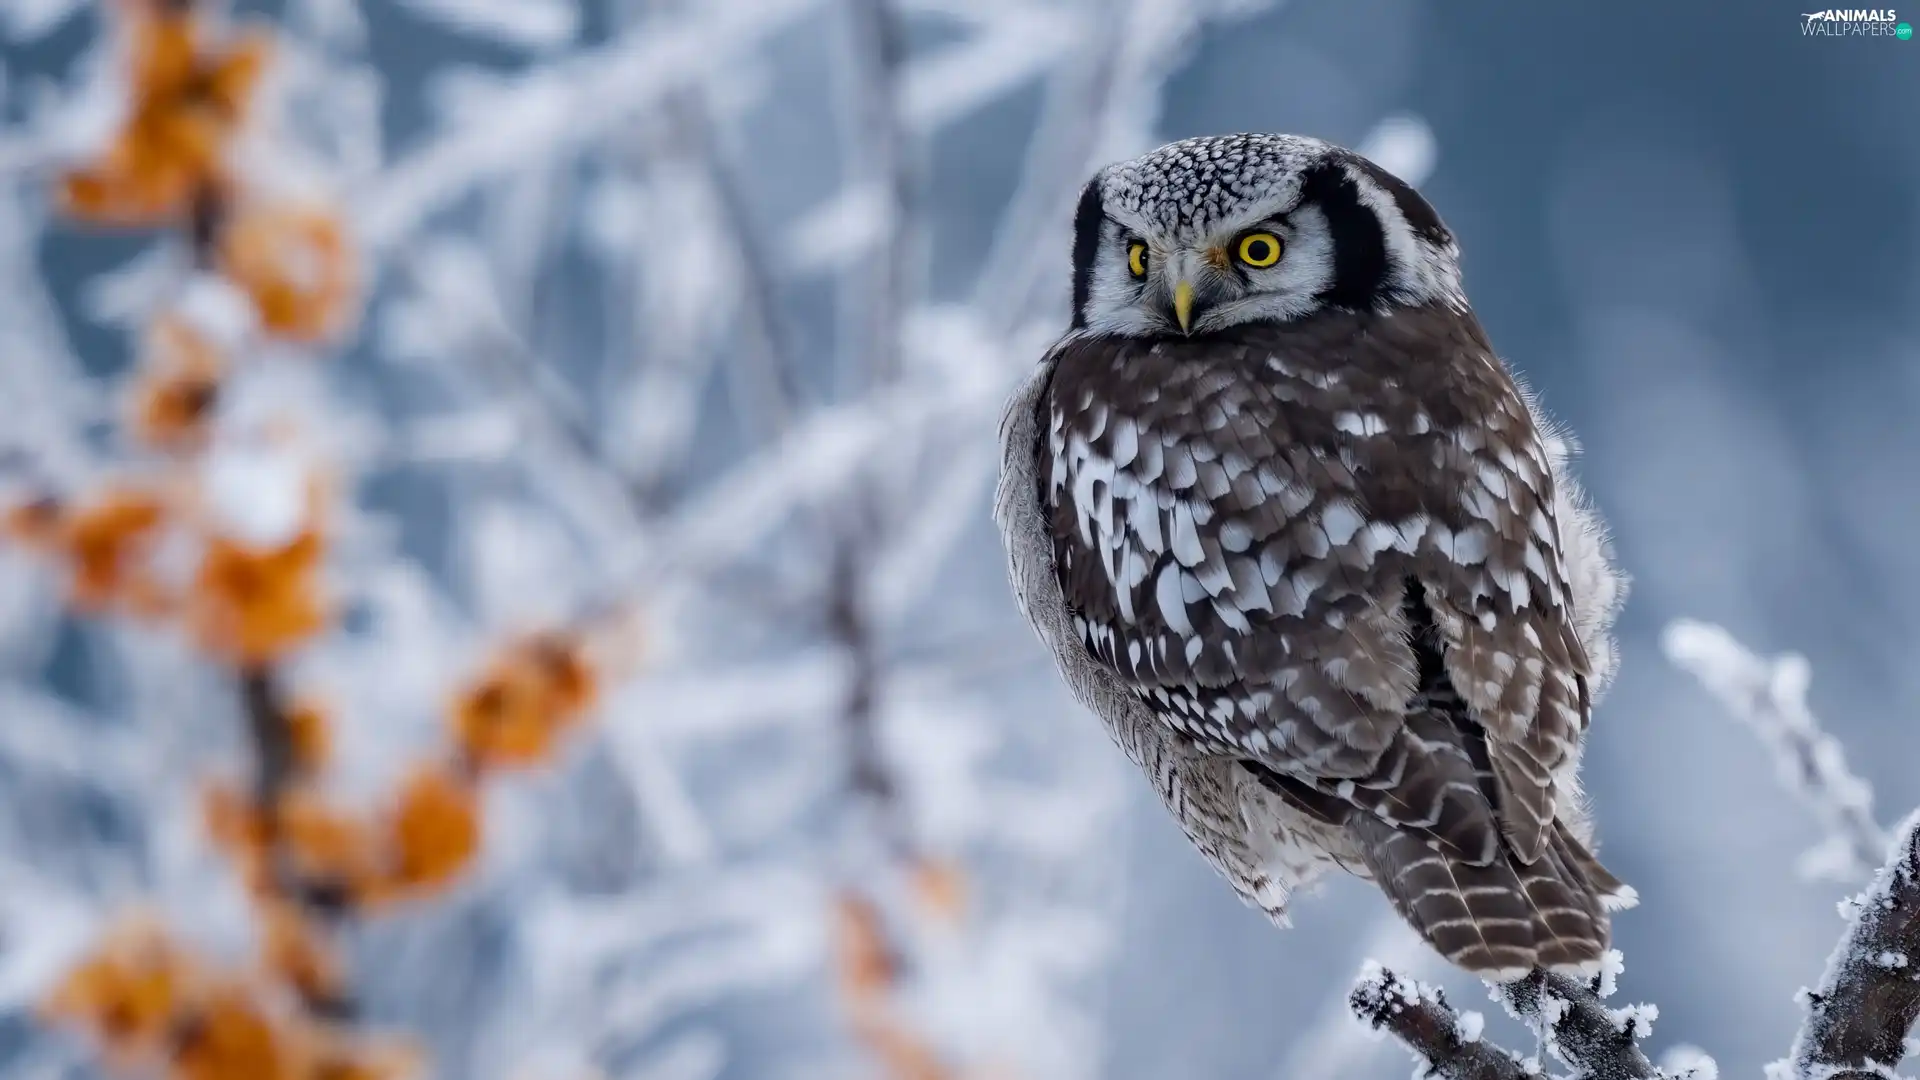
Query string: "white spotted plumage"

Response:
xmin=997 ymin=132 xmax=1634 ymax=979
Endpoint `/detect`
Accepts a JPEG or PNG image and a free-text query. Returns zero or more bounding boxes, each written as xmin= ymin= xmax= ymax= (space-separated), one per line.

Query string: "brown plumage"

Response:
xmin=996 ymin=133 xmax=1633 ymax=980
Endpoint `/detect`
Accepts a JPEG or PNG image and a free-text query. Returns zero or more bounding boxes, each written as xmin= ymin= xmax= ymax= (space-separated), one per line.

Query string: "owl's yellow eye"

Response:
xmin=1236 ymin=231 xmax=1284 ymax=268
xmin=1127 ymin=242 xmax=1149 ymax=278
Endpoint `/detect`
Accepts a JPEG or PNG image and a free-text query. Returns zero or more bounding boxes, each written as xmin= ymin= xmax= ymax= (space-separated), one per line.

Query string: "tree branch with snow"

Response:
xmin=1348 ymin=962 xmax=1522 ymax=1080
xmin=1353 ymin=617 xmax=1920 ymax=1080
xmin=1781 ymin=811 xmax=1920 ymax=1080
xmin=1662 ymin=619 xmax=1886 ymax=883
xmin=1662 ymin=620 xmax=1920 ymax=1079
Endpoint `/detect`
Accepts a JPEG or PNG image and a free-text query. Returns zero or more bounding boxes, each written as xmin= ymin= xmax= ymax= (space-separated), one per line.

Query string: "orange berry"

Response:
xmin=59 ymin=9 xmax=270 ymax=227
xmin=188 ymin=530 xmax=329 ymax=665
xmin=217 ymin=203 xmax=357 ymax=343
xmin=40 ymin=917 xmax=196 ymax=1056
xmin=448 ymin=634 xmax=597 ymax=772
xmin=130 ymin=317 xmax=224 ymax=453
xmin=382 ymin=767 xmax=482 ymax=898
xmin=831 ymin=892 xmax=896 ymax=1004
xmin=909 ymin=858 xmax=967 ymax=924
xmin=284 ymin=699 xmax=332 ymax=776
xmin=256 ymin=902 xmax=343 ymax=1010
xmin=48 ymin=488 xmax=170 ymax=613
xmin=171 ymin=986 xmax=297 ymax=1080
xmin=277 ymin=790 xmax=380 ymax=903
xmin=201 ymin=781 xmax=274 ymax=895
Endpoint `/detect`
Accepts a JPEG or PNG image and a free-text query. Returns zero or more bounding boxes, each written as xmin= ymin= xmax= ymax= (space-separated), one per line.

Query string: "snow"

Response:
xmin=1456 ymin=1010 xmax=1485 ymax=1043
xmin=1611 ymin=1002 xmax=1659 ymax=1040
xmin=174 ymin=273 xmax=260 ymax=351
xmin=391 ymin=0 xmax=581 ymax=51
xmin=1596 ymin=948 xmax=1625 ymax=999
xmin=199 ymin=442 xmax=312 ymax=550
xmin=1660 ymin=1044 xmax=1720 ymax=1080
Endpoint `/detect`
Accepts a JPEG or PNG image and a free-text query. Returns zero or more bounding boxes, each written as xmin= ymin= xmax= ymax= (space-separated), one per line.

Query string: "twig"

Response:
xmin=833 ymin=0 xmax=913 ymax=393
xmin=235 ymin=665 xmax=357 ymax=1016
xmin=1778 ymin=812 xmax=1920 ymax=1080
xmin=1356 ymin=949 xmax=1694 ymax=1079
xmin=1662 ymin=619 xmax=1886 ymax=882
xmin=1496 ymin=969 xmax=1660 ymax=1080
xmin=1279 ymin=917 xmax=1440 ymax=1080
xmin=1666 ymin=620 xmax=1920 ymax=1077
xmin=356 ymin=0 xmax=822 ymax=253
xmin=1348 ymin=963 xmax=1523 ymax=1080
xmin=826 ymin=532 xmax=904 ymax=857
xmin=238 ymin=666 xmax=297 ymax=812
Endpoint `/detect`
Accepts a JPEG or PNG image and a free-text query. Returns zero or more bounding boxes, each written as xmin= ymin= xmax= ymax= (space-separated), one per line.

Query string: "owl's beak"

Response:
xmin=1172 ymin=280 xmax=1195 ymax=334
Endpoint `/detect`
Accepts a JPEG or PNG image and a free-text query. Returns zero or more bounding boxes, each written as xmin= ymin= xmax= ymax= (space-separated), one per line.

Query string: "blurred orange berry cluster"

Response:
xmin=130 ymin=316 xmax=225 ymax=453
xmin=188 ymin=529 xmax=330 ymax=665
xmin=450 ymin=633 xmax=600 ymax=771
xmin=4 ymin=488 xmax=173 ymax=616
xmin=18 ymin=8 xmax=629 ymax=1080
xmin=61 ymin=1 xmax=268 ymax=226
xmin=197 ymin=631 xmax=601 ymax=918
xmin=832 ymin=891 xmax=955 ymax=1080
xmin=2 ymin=483 xmax=332 ymax=664
xmin=832 ymin=859 xmax=979 ymax=1080
xmin=40 ymin=918 xmax=417 ymax=1080
xmin=63 ymin=1 xmax=359 ymax=347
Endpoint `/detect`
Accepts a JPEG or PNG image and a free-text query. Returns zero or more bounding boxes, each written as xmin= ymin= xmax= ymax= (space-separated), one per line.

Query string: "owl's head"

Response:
xmin=1071 ymin=133 xmax=1465 ymax=337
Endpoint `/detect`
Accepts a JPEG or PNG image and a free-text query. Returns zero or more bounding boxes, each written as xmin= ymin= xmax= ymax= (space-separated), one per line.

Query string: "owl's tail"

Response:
xmin=1348 ymin=815 xmax=1637 ymax=981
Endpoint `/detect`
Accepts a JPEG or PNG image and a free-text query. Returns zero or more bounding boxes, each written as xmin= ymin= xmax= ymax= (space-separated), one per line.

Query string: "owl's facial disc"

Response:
xmin=1069 ymin=134 xmax=1469 ymax=337
xmin=1129 ymin=226 xmax=1320 ymax=336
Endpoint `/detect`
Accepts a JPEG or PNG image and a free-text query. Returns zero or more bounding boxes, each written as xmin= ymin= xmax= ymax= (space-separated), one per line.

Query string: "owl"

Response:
xmin=994 ymin=133 xmax=1634 ymax=979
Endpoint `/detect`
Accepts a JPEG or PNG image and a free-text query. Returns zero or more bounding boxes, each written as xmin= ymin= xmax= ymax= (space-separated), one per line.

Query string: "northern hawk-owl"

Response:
xmin=994 ymin=133 xmax=1633 ymax=978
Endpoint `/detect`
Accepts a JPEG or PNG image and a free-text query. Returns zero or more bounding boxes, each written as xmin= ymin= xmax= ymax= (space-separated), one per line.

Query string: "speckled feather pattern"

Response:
xmin=1044 ymin=308 xmax=1588 ymax=860
xmin=997 ymin=133 xmax=1632 ymax=979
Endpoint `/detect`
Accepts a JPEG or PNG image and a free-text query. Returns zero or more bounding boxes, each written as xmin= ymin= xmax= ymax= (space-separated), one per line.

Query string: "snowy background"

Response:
xmin=2 ymin=1 xmax=1918 ymax=1078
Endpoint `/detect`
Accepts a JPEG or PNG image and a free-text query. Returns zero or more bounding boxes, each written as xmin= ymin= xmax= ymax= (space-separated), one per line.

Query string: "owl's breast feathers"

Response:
xmin=1039 ymin=304 xmax=1589 ymax=863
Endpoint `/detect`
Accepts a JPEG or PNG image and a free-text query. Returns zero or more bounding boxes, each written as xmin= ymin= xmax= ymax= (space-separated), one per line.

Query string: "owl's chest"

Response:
xmin=1041 ymin=349 xmax=1471 ymax=544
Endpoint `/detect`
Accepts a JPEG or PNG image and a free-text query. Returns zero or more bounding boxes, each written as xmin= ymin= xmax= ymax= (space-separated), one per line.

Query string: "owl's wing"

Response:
xmin=1402 ymin=372 xmax=1593 ymax=865
xmin=1039 ymin=314 xmax=1590 ymax=865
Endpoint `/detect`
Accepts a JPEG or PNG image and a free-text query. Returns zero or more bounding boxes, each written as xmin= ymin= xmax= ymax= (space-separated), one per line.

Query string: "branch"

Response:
xmin=1348 ymin=963 xmax=1523 ymax=1080
xmin=832 ymin=0 xmax=913 ymax=395
xmin=356 ymin=0 xmax=822 ymax=253
xmin=1496 ymin=968 xmax=1660 ymax=1080
xmin=1278 ymin=918 xmax=1444 ymax=1079
xmin=1662 ymin=619 xmax=1886 ymax=882
xmin=826 ymin=532 xmax=906 ymax=859
xmin=1778 ymin=812 xmax=1920 ymax=1080
xmin=238 ymin=666 xmax=298 ymax=812
xmin=1666 ymin=620 xmax=1920 ymax=1076
xmin=1355 ymin=952 xmax=1704 ymax=1080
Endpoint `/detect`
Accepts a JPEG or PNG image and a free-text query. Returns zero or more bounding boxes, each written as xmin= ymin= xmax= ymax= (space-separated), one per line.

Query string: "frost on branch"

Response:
xmin=1775 ymin=812 xmax=1920 ymax=1080
xmin=1347 ymin=961 xmax=1528 ymax=1080
xmin=1494 ymin=967 xmax=1662 ymax=1079
xmin=1352 ymin=949 xmax=1716 ymax=1080
xmin=1667 ymin=621 xmax=1920 ymax=1078
xmin=1661 ymin=619 xmax=1886 ymax=883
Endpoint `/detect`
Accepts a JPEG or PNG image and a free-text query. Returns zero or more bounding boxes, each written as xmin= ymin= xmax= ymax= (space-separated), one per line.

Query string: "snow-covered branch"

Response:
xmin=1664 ymin=620 xmax=1920 ymax=1079
xmin=1348 ymin=963 xmax=1521 ymax=1080
xmin=1662 ymin=619 xmax=1886 ymax=883
xmin=1780 ymin=811 xmax=1920 ymax=1080
xmin=1352 ymin=953 xmax=1693 ymax=1080
xmin=1495 ymin=966 xmax=1664 ymax=1079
